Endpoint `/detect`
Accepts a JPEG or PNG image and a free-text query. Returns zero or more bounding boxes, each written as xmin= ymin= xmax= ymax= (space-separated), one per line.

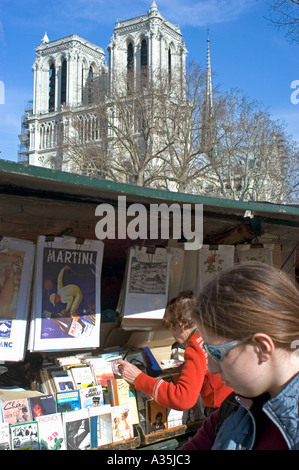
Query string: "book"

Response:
xmin=1 ymin=397 xmax=31 ymax=425
xmin=51 ymin=369 xmax=76 ymax=392
xmin=146 ymin=400 xmax=167 ymax=434
xmin=10 ymin=421 xmax=39 ymax=450
xmin=86 ymin=357 xmax=114 ymax=386
xmin=70 ymin=365 xmax=95 ymax=389
xmin=29 ymin=394 xmax=56 ymax=418
xmin=108 ymin=378 xmax=139 ymax=424
xmin=35 ymin=412 xmax=66 ymax=450
xmin=56 ymin=390 xmax=81 ymax=413
xmin=79 ymin=385 xmax=104 ymax=408
xmin=111 ymin=404 xmax=133 ymax=442
xmin=89 ymin=404 xmax=112 ymax=447
xmin=63 ymin=408 xmax=91 ymax=450
xmin=29 ymin=236 xmax=104 ymax=351
xmin=167 ymin=408 xmax=184 ymax=428
xmin=0 ymin=237 xmax=35 ymax=361
xmin=0 ymin=423 xmax=10 ymax=450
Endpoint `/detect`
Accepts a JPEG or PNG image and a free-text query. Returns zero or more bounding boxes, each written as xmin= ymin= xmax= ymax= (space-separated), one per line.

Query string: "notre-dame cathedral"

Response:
xmin=21 ymin=1 xmax=189 ymax=179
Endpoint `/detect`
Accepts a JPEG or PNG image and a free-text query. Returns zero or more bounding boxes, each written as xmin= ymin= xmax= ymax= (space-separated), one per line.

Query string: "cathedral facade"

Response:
xmin=25 ymin=1 xmax=187 ymax=172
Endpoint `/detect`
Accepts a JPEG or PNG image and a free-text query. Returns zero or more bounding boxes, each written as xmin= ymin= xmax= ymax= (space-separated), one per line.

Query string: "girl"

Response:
xmin=181 ymin=261 xmax=299 ymax=450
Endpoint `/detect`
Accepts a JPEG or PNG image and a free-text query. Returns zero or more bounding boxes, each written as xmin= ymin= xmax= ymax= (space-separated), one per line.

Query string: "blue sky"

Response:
xmin=0 ymin=0 xmax=298 ymax=161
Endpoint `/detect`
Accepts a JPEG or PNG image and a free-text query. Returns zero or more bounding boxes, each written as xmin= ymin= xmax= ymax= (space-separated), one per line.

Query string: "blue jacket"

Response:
xmin=212 ymin=373 xmax=299 ymax=450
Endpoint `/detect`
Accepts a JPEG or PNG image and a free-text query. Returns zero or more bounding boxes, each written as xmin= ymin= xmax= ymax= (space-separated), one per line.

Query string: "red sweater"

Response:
xmin=134 ymin=332 xmax=233 ymax=410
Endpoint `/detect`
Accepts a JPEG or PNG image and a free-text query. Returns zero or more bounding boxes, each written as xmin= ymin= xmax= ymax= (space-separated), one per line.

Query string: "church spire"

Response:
xmin=201 ymin=28 xmax=217 ymax=157
xmin=148 ymin=1 xmax=159 ymax=15
xmin=205 ymin=27 xmax=214 ymax=117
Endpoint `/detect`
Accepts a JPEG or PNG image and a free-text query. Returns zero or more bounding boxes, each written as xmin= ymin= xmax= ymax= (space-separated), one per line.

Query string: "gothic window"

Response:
xmin=127 ymin=43 xmax=134 ymax=93
xmin=140 ymin=39 xmax=148 ymax=89
xmin=40 ymin=124 xmax=45 ymax=149
xmin=168 ymin=48 xmax=172 ymax=87
xmin=88 ymin=65 xmax=94 ymax=104
xmin=49 ymin=64 xmax=55 ymax=111
xmin=60 ymin=59 xmax=67 ymax=106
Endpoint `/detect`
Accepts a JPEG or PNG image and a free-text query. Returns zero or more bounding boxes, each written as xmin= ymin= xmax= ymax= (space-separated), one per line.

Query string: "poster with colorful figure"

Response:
xmin=30 ymin=236 xmax=104 ymax=351
xmin=0 ymin=237 xmax=35 ymax=361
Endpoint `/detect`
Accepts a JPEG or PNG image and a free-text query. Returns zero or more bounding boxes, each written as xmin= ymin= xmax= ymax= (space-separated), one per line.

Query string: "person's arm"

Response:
xmin=118 ymin=339 xmax=207 ymax=410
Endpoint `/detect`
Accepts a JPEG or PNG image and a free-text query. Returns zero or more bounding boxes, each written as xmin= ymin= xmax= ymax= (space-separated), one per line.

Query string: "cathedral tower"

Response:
xmin=107 ymin=1 xmax=187 ymax=95
xmin=28 ymin=34 xmax=106 ymax=168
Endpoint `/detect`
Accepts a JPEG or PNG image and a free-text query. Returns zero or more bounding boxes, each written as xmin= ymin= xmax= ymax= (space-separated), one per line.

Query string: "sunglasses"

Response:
xmin=203 ymin=338 xmax=250 ymax=362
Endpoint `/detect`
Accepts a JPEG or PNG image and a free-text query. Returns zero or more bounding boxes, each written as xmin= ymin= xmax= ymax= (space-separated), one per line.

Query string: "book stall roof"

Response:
xmin=0 ymin=159 xmax=298 ymax=259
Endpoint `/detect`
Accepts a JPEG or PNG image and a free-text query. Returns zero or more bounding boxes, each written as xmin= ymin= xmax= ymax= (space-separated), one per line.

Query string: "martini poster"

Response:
xmin=29 ymin=236 xmax=104 ymax=351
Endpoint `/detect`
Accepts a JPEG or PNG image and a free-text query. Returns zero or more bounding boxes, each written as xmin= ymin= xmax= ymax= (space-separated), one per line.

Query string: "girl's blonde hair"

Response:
xmin=193 ymin=261 xmax=299 ymax=349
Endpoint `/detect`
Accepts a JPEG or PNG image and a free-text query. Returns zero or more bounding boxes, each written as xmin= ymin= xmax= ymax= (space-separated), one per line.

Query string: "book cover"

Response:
xmin=30 ymin=236 xmax=104 ymax=351
xmin=56 ymin=390 xmax=81 ymax=413
xmin=0 ymin=237 xmax=35 ymax=361
xmin=111 ymin=404 xmax=133 ymax=442
xmin=79 ymin=385 xmax=104 ymax=408
xmin=35 ymin=412 xmax=66 ymax=450
xmin=108 ymin=378 xmax=139 ymax=424
xmin=146 ymin=400 xmax=167 ymax=434
xmin=10 ymin=421 xmax=39 ymax=450
xmin=63 ymin=408 xmax=91 ymax=450
xmin=71 ymin=365 xmax=95 ymax=389
xmin=0 ymin=423 xmax=10 ymax=450
xmin=1 ymin=398 xmax=31 ymax=425
xmin=29 ymin=394 xmax=57 ymax=418
xmin=89 ymin=404 xmax=112 ymax=447
xmin=88 ymin=358 xmax=114 ymax=386
xmin=167 ymin=408 xmax=184 ymax=428
xmin=51 ymin=369 xmax=76 ymax=392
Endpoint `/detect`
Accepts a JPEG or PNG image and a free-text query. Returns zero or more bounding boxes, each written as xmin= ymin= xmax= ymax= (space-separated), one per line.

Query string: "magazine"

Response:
xmin=29 ymin=236 xmax=104 ymax=351
xmin=0 ymin=237 xmax=35 ymax=361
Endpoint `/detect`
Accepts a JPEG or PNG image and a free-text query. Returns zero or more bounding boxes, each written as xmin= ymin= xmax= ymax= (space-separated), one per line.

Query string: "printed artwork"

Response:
xmin=0 ymin=238 xmax=35 ymax=361
xmin=0 ymin=248 xmax=25 ymax=320
xmin=30 ymin=236 xmax=104 ymax=351
xmin=41 ymin=247 xmax=97 ymax=340
xmin=128 ymin=257 xmax=168 ymax=295
xmin=197 ymin=245 xmax=235 ymax=292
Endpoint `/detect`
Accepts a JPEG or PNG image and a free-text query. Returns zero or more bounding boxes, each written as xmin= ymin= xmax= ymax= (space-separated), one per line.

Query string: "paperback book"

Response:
xmin=35 ymin=412 xmax=66 ymax=450
xmin=89 ymin=404 xmax=112 ymax=447
xmin=1 ymin=398 xmax=31 ymax=425
xmin=0 ymin=423 xmax=10 ymax=450
xmin=10 ymin=421 xmax=39 ymax=450
xmin=56 ymin=390 xmax=81 ymax=413
xmin=63 ymin=408 xmax=91 ymax=450
xmin=79 ymin=385 xmax=104 ymax=408
xmin=29 ymin=394 xmax=57 ymax=418
xmin=111 ymin=404 xmax=133 ymax=442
